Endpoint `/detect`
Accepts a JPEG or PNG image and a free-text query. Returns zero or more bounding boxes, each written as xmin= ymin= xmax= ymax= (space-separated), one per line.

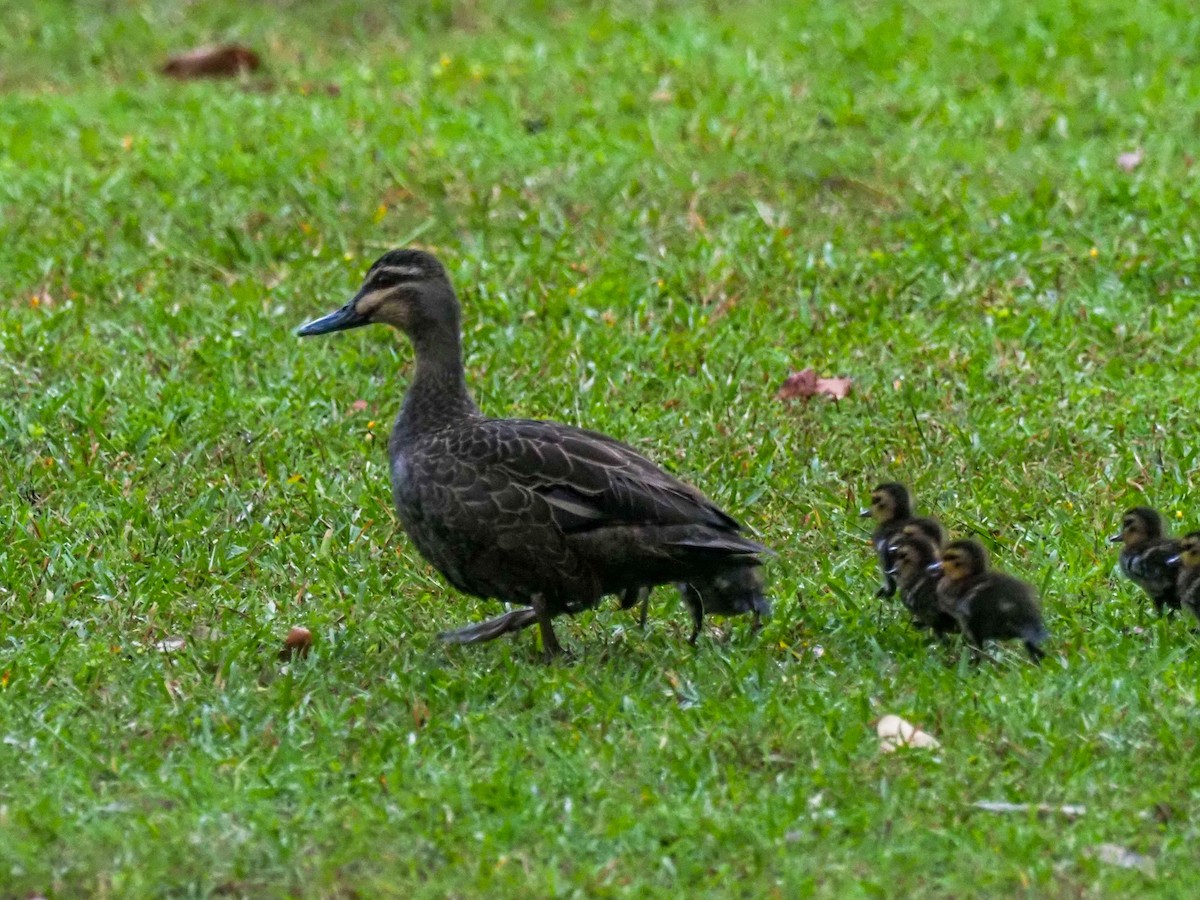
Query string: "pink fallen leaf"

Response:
xmin=777 ymin=368 xmax=853 ymax=402
xmin=351 ymin=400 xmax=368 ymax=412
xmin=1116 ymin=148 xmax=1144 ymax=172
xmin=162 ymin=45 xmax=262 ymax=80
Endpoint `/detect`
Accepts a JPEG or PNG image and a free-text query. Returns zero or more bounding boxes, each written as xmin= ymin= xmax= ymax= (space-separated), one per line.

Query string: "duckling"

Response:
xmin=677 ymin=567 xmax=771 ymax=643
xmin=933 ymin=539 xmax=1048 ymax=664
xmin=617 ymin=570 xmax=771 ymax=643
xmin=902 ymin=516 xmax=945 ymax=550
xmin=1170 ymin=532 xmax=1200 ymax=626
xmin=860 ymin=482 xmax=918 ymax=598
xmin=887 ymin=534 xmax=957 ymax=636
xmin=1110 ymin=506 xmax=1181 ymax=615
xmin=298 ymin=249 xmax=771 ymax=659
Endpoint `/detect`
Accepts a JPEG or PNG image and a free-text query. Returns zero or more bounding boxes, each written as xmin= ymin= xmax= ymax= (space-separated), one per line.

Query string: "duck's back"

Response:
xmin=967 ymin=572 xmax=1046 ymax=642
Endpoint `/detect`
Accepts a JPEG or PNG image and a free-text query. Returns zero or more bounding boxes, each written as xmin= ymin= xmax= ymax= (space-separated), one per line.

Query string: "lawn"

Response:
xmin=2 ymin=0 xmax=1199 ymax=895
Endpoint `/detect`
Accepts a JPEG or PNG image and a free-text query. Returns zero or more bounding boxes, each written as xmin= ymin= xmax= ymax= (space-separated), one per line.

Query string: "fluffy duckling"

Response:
xmin=1110 ymin=507 xmax=1181 ymax=615
xmin=933 ymin=539 xmax=1048 ymax=664
xmin=1171 ymin=532 xmax=1200 ymax=626
xmin=861 ymin=482 xmax=920 ymax=598
xmin=618 ymin=571 xmax=771 ymax=644
xmin=902 ymin=516 xmax=945 ymax=550
xmin=888 ymin=534 xmax=957 ymax=636
xmin=677 ymin=567 xmax=771 ymax=643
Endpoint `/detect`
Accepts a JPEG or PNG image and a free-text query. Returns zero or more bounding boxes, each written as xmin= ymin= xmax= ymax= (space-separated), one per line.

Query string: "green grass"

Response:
xmin=2 ymin=0 xmax=1200 ymax=895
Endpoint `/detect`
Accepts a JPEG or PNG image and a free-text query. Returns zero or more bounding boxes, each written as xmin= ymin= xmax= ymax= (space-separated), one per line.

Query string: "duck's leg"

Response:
xmin=438 ymin=607 xmax=538 ymax=644
xmin=530 ymin=593 xmax=565 ymax=660
xmin=687 ymin=597 xmax=704 ymax=645
xmin=749 ymin=608 xmax=763 ymax=636
xmin=675 ymin=583 xmax=704 ymax=644
xmin=636 ymin=586 xmax=650 ymax=629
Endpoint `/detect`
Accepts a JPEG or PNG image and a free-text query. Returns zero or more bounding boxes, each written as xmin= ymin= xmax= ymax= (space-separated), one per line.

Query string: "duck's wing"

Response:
xmin=468 ymin=418 xmax=754 ymax=538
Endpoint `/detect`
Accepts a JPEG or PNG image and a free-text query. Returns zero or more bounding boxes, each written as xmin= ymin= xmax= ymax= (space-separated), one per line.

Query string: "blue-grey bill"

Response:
xmin=297 ymin=302 xmax=367 ymax=336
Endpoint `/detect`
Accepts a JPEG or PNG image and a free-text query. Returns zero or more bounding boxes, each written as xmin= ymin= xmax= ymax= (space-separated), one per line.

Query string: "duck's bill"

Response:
xmin=926 ymin=562 xmax=943 ymax=575
xmin=1166 ymin=554 xmax=1182 ymax=566
xmin=1107 ymin=533 xmax=1123 ymax=543
xmin=297 ymin=302 xmax=368 ymax=336
xmin=858 ymin=508 xmax=872 ymax=518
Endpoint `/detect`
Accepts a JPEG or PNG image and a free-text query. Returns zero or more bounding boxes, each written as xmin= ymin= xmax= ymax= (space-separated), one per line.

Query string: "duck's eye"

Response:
xmin=370 ymin=273 xmax=399 ymax=289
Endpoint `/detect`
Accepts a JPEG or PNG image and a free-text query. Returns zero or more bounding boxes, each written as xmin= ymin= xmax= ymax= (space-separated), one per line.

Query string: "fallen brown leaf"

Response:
xmin=412 ymin=697 xmax=431 ymax=729
xmin=777 ymin=368 xmax=853 ymax=402
xmin=280 ymin=626 xmax=313 ymax=660
xmin=1116 ymin=147 xmax=1144 ymax=172
xmin=162 ymin=45 xmax=261 ymax=80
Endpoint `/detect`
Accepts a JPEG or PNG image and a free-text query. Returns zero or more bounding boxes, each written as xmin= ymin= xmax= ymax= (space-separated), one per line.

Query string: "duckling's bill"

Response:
xmin=297 ymin=300 xmax=369 ymax=336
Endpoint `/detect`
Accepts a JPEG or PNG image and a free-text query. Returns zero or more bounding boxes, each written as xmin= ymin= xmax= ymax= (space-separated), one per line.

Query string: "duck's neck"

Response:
xmin=395 ymin=327 xmax=480 ymax=440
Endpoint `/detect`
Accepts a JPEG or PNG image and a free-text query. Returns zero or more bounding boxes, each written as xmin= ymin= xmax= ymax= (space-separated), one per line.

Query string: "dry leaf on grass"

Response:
xmin=412 ymin=697 xmax=431 ymax=729
xmin=876 ymin=714 xmax=940 ymax=752
xmin=777 ymin=368 xmax=852 ymax=402
xmin=971 ymin=800 xmax=1086 ymax=819
xmin=279 ymin=626 xmax=313 ymax=660
xmin=1116 ymin=148 xmax=1144 ymax=172
xmin=1086 ymin=843 xmax=1155 ymax=874
xmin=154 ymin=637 xmax=186 ymax=653
xmin=162 ymin=45 xmax=261 ymax=80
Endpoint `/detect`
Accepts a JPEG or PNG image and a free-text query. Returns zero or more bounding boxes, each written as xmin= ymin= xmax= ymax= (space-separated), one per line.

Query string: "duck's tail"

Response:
xmin=437 ymin=608 xmax=539 ymax=644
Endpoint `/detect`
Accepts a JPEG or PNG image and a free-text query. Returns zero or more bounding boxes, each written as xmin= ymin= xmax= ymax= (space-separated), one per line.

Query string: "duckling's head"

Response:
xmin=888 ymin=535 xmax=938 ymax=578
xmin=297 ymin=249 xmax=459 ymax=344
xmin=1109 ymin=506 xmax=1164 ymax=549
xmin=934 ymin=539 xmax=988 ymax=583
xmin=903 ymin=516 xmax=944 ymax=548
xmin=1177 ymin=531 xmax=1200 ymax=568
xmin=860 ymin=482 xmax=912 ymax=524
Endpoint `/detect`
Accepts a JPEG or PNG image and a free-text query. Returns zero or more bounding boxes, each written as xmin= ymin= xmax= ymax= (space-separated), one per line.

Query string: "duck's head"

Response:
xmin=1171 ymin=531 xmax=1200 ymax=568
xmin=860 ymin=482 xmax=912 ymax=524
xmin=297 ymin=249 xmax=459 ymax=343
xmin=1109 ymin=506 xmax=1163 ymax=549
xmin=928 ymin=539 xmax=987 ymax=582
xmin=902 ymin=516 xmax=944 ymax=548
xmin=887 ymin=535 xmax=938 ymax=578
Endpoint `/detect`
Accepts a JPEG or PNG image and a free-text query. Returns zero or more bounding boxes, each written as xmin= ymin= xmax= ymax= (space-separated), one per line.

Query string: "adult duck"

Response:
xmin=298 ymin=249 xmax=770 ymax=658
